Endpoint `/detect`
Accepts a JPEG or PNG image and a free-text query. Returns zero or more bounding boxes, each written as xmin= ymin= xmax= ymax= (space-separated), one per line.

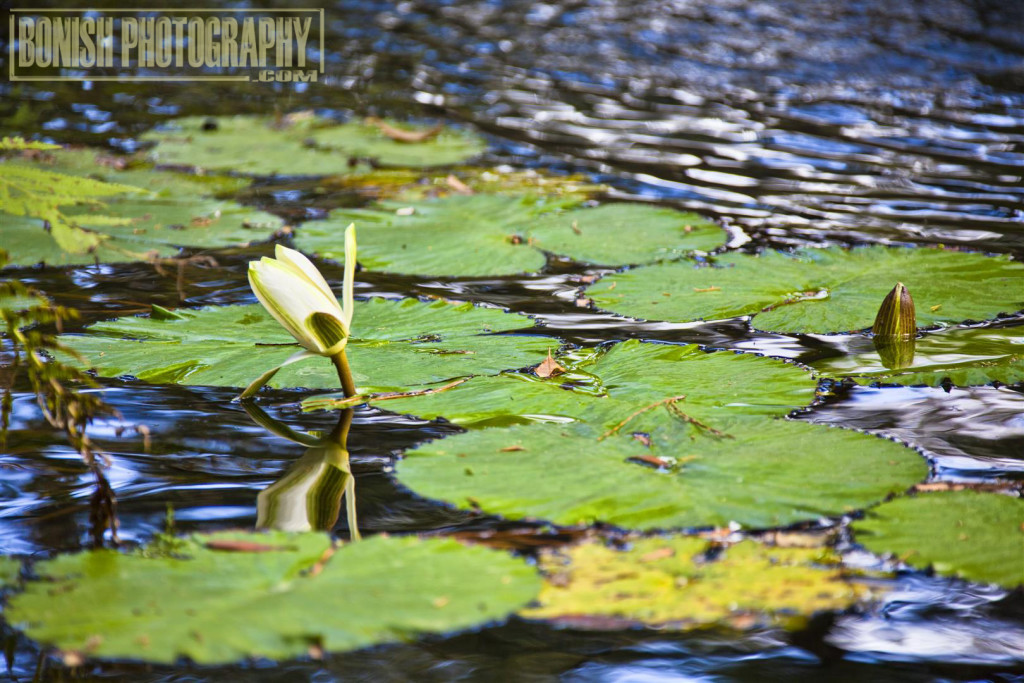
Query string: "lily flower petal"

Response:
xmin=237 ymin=348 xmax=318 ymax=400
xmin=249 ymin=257 xmax=348 ymax=355
xmin=342 ymin=224 xmax=356 ymax=331
xmin=273 ymin=245 xmax=338 ymax=305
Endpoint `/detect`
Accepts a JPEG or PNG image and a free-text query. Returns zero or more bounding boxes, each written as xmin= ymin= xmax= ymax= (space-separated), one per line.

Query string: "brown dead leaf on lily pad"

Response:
xmin=366 ymin=117 xmax=444 ymax=143
xmin=534 ymin=350 xmax=566 ymax=378
xmin=445 ymin=174 xmax=474 ymax=195
xmin=204 ymin=539 xmax=296 ymax=553
xmin=632 ymin=433 xmax=652 ymax=447
xmin=627 ymin=455 xmax=672 ymax=469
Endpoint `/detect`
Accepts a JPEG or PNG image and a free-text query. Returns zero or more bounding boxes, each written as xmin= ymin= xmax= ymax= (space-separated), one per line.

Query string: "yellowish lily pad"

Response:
xmin=524 ymin=536 xmax=864 ymax=629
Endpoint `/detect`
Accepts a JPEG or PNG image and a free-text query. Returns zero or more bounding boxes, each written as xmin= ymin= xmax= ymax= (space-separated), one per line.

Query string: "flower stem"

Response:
xmin=331 ymin=350 xmax=357 ymax=399
xmin=327 ymin=408 xmax=360 ymax=541
xmin=328 ymin=407 xmax=355 ymax=443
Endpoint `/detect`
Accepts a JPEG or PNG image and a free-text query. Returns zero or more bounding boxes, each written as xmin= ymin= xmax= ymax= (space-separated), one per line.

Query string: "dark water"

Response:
xmin=2 ymin=0 xmax=1024 ymax=679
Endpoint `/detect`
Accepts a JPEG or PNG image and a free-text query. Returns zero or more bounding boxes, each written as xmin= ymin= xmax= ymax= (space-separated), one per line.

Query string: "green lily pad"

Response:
xmin=309 ymin=119 xmax=486 ymax=168
xmin=57 ymin=298 xmax=552 ymax=393
xmin=527 ymin=202 xmax=724 ymax=266
xmin=523 ymin=537 xmax=863 ymax=629
xmin=852 ymin=491 xmax=1024 ymax=588
xmin=296 ymin=195 xmax=725 ymax=277
xmin=354 ymin=340 xmax=820 ymax=426
xmin=1 ymin=149 xmax=142 ymax=264
xmin=5 ymin=531 xmax=540 ymax=664
xmin=810 ymin=324 xmax=1024 ymax=387
xmin=397 ymin=415 xmax=926 ymax=530
xmin=12 ymin=148 xmax=254 ymax=197
xmin=588 ymin=247 xmax=1024 ymax=334
xmin=299 ymin=195 xmax=557 ymax=277
xmin=0 ymin=556 xmax=23 ymax=586
xmin=1 ymin=149 xmax=281 ymax=267
xmin=141 ymin=115 xmax=485 ymax=176
xmin=323 ymin=372 xmax=596 ymax=426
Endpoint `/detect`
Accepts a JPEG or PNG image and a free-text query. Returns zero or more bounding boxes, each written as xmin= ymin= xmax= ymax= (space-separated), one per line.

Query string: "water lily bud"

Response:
xmin=239 ymin=227 xmax=357 ymax=401
xmin=872 ymin=282 xmax=916 ymax=340
xmin=248 ymin=245 xmax=348 ymax=356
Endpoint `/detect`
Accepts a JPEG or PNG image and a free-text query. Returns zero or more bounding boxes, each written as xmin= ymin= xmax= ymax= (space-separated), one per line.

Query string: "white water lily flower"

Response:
xmin=239 ymin=224 xmax=357 ymax=399
xmin=249 ymin=245 xmax=348 ymax=355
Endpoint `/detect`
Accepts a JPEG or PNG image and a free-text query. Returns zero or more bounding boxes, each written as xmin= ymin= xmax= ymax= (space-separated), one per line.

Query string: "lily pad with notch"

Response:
xmin=3 ymin=530 xmax=540 ymax=664
xmin=296 ymin=194 xmax=726 ymax=277
xmin=398 ymin=414 xmax=927 ymax=530
xmin=588 ymin=246 xmax=1024 ymax=334
xmin=57 ymin=298 xmax=553 ymax=393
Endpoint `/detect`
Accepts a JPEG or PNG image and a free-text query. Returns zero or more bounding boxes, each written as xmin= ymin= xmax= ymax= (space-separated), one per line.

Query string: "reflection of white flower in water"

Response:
xmin=257 ymin=441 xmax=354 ymax=533
xmin=245 ymin=402 xmax=360 ymax=538
xmin=239 ymin=224 xmax=357 ymax=399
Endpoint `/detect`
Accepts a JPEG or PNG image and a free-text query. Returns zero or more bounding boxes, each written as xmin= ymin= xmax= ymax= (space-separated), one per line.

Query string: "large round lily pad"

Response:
xmin=852 ymin=491 xmax=1024 ymax=588
xmin=1 ymin=149 xmax=281 ymax=267
xmin=524 ymin=537 xmax=863 ymax=629
xmin=588 ymin=247 xmax=1024 ymax=334
xmin=295 ymin=195 xmax=725 ymax=277
xmin=358 ymin=340 xmax=820 ymax=426
xmin=398 ymin=416 xmax=927 ymax=530
xmin=58 ymin=298 xmax=553 ymax=393
xmin=810 ymin=324 xmax=1024 ymax=387
xmin=4 ymin=531 xmax=540 ymax=664
xmin=141 ymin=115 xmax=485 ymax=176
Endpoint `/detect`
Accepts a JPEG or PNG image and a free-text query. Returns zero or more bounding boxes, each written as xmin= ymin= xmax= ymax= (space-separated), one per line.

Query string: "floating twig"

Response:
xmin=318 ymin=377 xmax=471 ymax=410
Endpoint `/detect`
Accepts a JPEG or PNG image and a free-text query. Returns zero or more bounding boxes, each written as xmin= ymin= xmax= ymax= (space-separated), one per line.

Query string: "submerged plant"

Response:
xmin=239 ymin=225 xmax=357 ymax=399
xmin=0 ymin=250 xmax=126 ymax=543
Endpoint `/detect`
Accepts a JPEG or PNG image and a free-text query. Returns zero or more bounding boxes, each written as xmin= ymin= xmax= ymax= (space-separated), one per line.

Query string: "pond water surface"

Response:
xmin=1 ymin=0 xmax=1023 ymax=680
